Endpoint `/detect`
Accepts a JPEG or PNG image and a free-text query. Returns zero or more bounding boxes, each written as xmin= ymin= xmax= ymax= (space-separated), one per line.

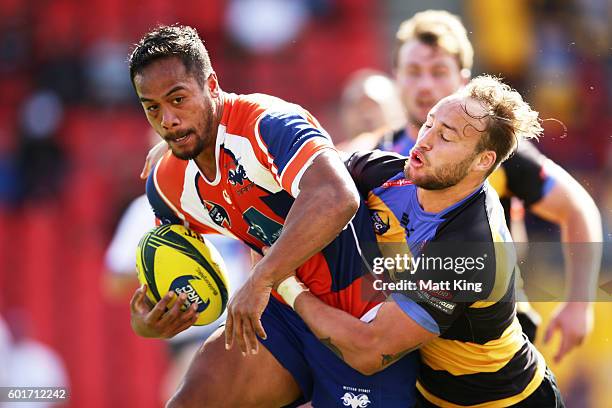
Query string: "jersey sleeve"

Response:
xmin=502 ymin=141 xmax=556 ymax=207
xmin=345 ymin=150 xmax=406 ymax=197
xmin=256 ymin=111 xmax=335 ymax=197
xmin=146 ymin=165 xmax=183 ymax=225
xmin=391 ymin=237 xmax=497 ymax=335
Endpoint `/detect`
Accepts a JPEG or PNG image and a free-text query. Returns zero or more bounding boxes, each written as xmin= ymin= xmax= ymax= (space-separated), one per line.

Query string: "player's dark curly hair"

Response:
xmin=128 ymin=25 xmax=212 ymax=88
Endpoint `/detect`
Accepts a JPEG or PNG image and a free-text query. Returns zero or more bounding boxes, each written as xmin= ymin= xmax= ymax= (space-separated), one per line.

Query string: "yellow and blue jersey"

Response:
xmin=377 ymin=128 xmax=557 ymax=222
xmin=347 ymin=150 xmax=548 ymax=407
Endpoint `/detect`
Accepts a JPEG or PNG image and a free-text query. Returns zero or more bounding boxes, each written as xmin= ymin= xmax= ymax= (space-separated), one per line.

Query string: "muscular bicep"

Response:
xmin=145 ymin=166 xmax=182 ymax=225
xmin=298 ymin=149 xmax=358 ymax=199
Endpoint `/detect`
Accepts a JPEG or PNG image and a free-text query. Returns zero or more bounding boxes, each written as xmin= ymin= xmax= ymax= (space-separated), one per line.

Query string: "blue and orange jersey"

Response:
xmin=147 ymin=92 xmax=380 ymax=318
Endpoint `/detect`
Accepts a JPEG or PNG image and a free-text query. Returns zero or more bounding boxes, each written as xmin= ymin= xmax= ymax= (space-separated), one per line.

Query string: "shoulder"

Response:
xmin=345 ymin=150 xmax=407 ymax=196
xmin=151 ymin=151 xmax=189 ymax=192
xmin=225 ymin=93 xmax=328 ymax=143
xmin=502 ymin=140 xmax=547 ymax=170
xmin=435 ymin=187 xmax=496 ymax=243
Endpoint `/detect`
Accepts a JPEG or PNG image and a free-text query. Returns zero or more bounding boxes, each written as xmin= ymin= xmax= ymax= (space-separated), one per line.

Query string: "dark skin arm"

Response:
xmin=225 ymin=150 xmax=361 ymax=355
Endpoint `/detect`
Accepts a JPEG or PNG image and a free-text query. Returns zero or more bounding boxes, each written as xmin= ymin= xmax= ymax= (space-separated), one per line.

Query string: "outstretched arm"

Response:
xmin=530 ymin=163 xmax=602 ymax=362
xmin=277 ymin=277 xmax=436 ymax=375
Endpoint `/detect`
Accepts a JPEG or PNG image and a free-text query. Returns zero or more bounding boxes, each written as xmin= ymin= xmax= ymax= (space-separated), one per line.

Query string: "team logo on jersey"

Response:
xmin=203 ymin=200 xmax=231 ymax=228
xmin=370 ymin=211 xmax=390 ymax=235
xmin=340 ymin=392 xmax=372 ymax=408
xmin=228 ymin=164 xmax=248 ymax=185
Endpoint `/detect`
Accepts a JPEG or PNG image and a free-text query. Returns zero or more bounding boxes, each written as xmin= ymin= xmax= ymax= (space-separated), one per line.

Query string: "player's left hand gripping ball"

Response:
xmin=225 ymin=269 xmax=273 ymax=356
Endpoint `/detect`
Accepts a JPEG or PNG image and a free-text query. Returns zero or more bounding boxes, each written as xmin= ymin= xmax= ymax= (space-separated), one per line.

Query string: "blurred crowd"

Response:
xmin=0 ymin=1 xmax=609 ymax=407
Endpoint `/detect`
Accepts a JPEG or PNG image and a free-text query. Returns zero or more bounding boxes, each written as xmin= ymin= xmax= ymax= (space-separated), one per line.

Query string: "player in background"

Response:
xmin=0 ymin=310 xmax=70 ymax=408
xmin=336 ymin=69 xmax=404 ymax=146
xmin=275 ymin=75 xmax=565 ymax=407
xmin=346 ymin=10 xmax=602 ymax=362
xmin=128 ymin=25 xmax=419 ymax=407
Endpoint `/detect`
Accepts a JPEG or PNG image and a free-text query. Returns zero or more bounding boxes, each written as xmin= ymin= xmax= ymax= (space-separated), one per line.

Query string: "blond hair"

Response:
xmin=462 ymin=75 xmax=543 ymax=174
xmin=395 ymin=10 xmax=474 ymax=73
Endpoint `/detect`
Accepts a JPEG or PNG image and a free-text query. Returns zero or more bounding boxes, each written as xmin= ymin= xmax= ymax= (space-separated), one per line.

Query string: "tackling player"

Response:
xmin=348 ymin=10 xmax=602 ymax=360
xmin=280 ymin=75 xmax=565 ymax=407
xmin=128 ymin=25 xmax=418 ymax=407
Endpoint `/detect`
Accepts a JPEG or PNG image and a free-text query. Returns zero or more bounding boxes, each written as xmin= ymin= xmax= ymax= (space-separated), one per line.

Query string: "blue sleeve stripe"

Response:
xmin=541 ymin=175 xmax=556 ymax=197
xmin=146 ymin=165 xmax=182 ymax=225
xmin=391 ymin=293 xmax=440 ymax=335
xmin=258 ymin=111 xmax=331 ymax=174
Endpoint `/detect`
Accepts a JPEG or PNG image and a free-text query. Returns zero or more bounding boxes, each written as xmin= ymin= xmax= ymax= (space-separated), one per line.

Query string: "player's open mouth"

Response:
xmin=170 ymin=132 xmax=193 ymax=146
xmin=410 ymin=150 xmax=424 ymax=168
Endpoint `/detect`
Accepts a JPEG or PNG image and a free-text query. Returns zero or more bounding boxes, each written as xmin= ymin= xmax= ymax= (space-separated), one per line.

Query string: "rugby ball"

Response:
xmin=136 ymin=224 xmax=229 ymax=326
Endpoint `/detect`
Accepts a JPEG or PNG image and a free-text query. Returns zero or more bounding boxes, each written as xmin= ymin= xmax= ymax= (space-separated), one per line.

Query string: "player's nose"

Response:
xmin=416 ymin=127 xmax=434 ymax=151
xmin=161 ymin=108 xmax=181 ymax=129
xmin=415 ymin=74 xmax=435 ymax=92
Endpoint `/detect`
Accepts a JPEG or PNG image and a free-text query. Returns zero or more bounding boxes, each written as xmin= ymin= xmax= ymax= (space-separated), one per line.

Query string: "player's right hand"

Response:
xmin=140 ymin=141 xmax=169 ymax=179
xmin=130 ymin=284 xmax=199 ymax=338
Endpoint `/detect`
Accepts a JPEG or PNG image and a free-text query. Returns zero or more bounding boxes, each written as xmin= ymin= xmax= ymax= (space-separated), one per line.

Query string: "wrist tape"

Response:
xmin=276 ymin=275 xmax=309 ymax=309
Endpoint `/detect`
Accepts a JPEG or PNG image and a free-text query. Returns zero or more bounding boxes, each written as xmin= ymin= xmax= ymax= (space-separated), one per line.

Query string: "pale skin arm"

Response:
xmin=528 ymin=163 xmax=602 ymax=362
xmin=225 ymin=150 xmax=360 ymax=355
xmin=293 ymin=291 xmax=436 ymax=375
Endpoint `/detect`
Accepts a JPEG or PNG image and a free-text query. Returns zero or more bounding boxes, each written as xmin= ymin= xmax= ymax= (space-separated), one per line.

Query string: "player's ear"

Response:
xmin=474 ymin=150 xmax=496 ymax=173
xmin=460 ymin=69 xmax=471 ymax=85
xmin=207 ymin=72 xmax=220 ymax=97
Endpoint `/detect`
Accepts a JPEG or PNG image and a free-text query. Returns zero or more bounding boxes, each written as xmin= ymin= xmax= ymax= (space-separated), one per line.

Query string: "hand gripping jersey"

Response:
xmin=147 ymin=92 xmax=380 ymax=318
xmin=347 ymin=150 xmax=548 ymax=408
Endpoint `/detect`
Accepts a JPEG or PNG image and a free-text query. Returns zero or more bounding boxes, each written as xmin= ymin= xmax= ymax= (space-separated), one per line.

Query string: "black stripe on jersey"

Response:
xmin=501 ymin=140 xmax=550 ymax=207
xmin=419 ymin=340 xmax=539 ymax=406
xmin=441 ymin=273 xmax=516 ymax=344
xmin=345 ymin=150 xmax=406 ymax=197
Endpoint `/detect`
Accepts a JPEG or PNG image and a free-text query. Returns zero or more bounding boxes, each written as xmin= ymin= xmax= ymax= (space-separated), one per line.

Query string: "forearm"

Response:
xmin=264 ymin=193 xmax=356 ymax=279
xmin=531 ymin=169 xmax=603 ymax=301
xmin=255 ymin=152 xmax=360 ymax=284
xmin=560 ymin=197 xmax=602 ymax=300
xmin=293 ymin=291 xmax=382 ymax=373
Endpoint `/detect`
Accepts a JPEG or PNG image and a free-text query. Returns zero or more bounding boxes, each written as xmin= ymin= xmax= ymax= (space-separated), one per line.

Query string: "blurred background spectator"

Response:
xmin=337 ymin=68 xmax=404 ymax=147
xmin=0 ymin=1 xmax=609 ymax=407
xmin=0 ymin=310 xmax=69 ymax=408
